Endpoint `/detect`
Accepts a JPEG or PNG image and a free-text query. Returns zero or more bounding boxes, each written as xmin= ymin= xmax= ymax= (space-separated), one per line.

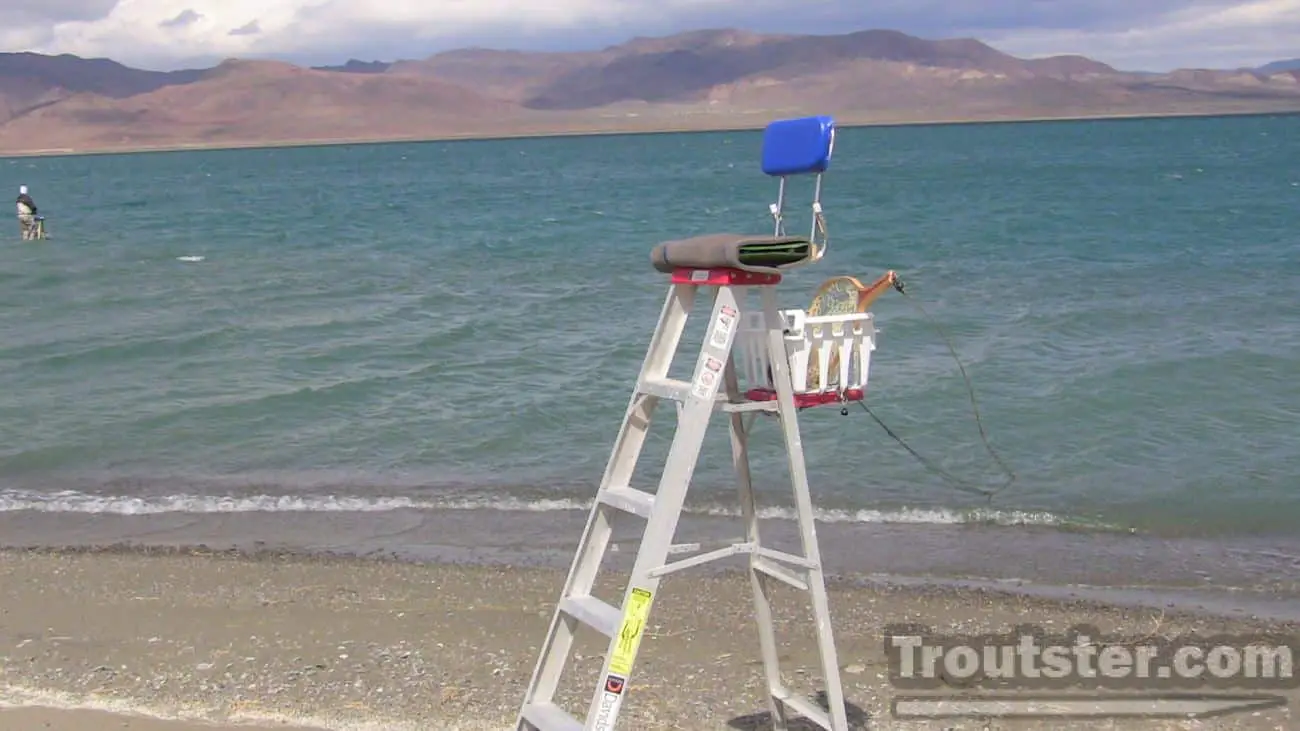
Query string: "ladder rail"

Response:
xmin=516 ymin=283 xmax=696 ymax=720
xmin=582 ymin=284 xmax=745 ymax=730
xmin=723 ymin=350 xmax=789 ymax=730
xmin=759 ymin=285 xmax=849 ymax=731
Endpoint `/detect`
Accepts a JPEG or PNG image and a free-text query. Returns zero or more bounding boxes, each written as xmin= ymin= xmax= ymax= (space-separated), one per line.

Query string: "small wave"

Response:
xmin=0 ymin=488 xmax=1109 ymax=530
xmin=176 ymin=255 xmax=204 ymax=262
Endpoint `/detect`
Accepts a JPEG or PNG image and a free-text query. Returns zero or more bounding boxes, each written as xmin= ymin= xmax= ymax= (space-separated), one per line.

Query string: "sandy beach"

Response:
xmin=0 ymin=547 xmax=1294 ymax=730
xmin=0 ymin=706 xmax=324 ymax=730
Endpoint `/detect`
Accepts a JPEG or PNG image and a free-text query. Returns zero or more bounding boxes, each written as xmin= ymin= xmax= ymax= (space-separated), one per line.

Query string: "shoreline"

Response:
xmin=6 ymin=541 xmax=1298 ymax=626
xmin=0 ymin=546 xmax=1297 ymax=730
xmin=4 ymin=107 xmax=1299 ymax=160
xmin=4 ymin=503 xmax=1298 ymax=625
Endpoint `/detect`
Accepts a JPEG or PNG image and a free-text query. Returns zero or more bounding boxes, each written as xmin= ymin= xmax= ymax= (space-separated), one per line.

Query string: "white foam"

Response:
xmin=0 ymin=487 xmax=1072 ymax=527
xmin=176 ymin=255 xmax=205 ymax=262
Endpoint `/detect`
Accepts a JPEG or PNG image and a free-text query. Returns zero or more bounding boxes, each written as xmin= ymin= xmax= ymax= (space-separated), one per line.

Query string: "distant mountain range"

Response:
xmin=1257 ymin=58 xmax=1300 ymax=74
xmin=2 ymin=29 xmax=1298 ymax=154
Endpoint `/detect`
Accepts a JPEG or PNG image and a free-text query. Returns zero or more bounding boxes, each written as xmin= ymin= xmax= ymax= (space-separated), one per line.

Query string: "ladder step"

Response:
xmin=558 ymin=594 xmax=623 ymax=637
xmin=596 ymin=485 xmax=656 ymax=519
xmin=638 ymin=376 xmax=693 ymax=401
xmin=752 ymin=556 xmax=810 ymax=591
xmin=520 ymin=701 xmax=583 ymax=731
xmin=721 ymin=400 xmax=778 ymax=413
xmin=775 ymin=689 xmax=834 ymax=730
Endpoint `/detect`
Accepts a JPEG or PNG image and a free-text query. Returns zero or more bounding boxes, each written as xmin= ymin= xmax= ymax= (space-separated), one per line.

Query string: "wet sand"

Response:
xmin=4 ymin=507 xmax=1299 ymax=624
xmin=0 ymin=547 xmax=1296 ymax=730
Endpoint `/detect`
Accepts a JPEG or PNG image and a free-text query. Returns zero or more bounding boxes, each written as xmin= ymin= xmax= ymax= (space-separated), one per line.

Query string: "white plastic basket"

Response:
xmin=735 ymin=309 xmax=876 ymax=396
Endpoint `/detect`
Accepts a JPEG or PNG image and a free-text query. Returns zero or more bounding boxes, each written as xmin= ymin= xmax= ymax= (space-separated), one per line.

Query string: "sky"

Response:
xmin=2 ymin=0 xmax=1297 ymax=73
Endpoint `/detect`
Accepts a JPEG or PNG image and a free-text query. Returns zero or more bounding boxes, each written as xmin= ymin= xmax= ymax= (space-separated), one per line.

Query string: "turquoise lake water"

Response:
xmin=1 ymin=114 xmax=1297 ymax=607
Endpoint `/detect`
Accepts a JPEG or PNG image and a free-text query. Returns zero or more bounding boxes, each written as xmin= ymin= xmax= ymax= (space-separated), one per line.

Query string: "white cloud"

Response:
xmin=10 ymin=0 xmax=742 ymax=68
xmin=982 ymin=0 xmax=1300 ymax=70
xmin=1 ymin=0 xmax=1296 ymax=71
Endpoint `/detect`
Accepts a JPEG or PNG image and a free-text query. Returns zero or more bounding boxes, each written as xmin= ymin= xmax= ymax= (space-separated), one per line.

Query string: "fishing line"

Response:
xmin=856 ymin=274 xmax=1018 ymax=504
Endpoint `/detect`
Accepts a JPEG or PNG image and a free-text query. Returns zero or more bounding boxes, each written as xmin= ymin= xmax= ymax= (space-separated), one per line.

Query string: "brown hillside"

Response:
xmin=0 ymin=59 xmax=526 ymax=150
xmin=397 ymin=28 xmax=1125 ymax=110
xmin=519 ymin=29 xmax=1128 ymax=110
xmin=387 ymin=49 xmax=599 ymax=104
xmin=677 ymin=58 xmax=1261 ymax=122
xmin=1 ymin=29 xmax=1299 ymax=154
xmin=0 ymin=52 xmax=202 ymax=123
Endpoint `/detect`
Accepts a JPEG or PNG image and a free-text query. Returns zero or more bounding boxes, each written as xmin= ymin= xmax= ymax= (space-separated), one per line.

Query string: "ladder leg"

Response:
xmin=517 ymin=284 xmax=697 ymax=727
xmin=723 ymin=357 xmax=789 ymax=731
xmin=760 ymin=286 xmax=849 ymax=731
xmin=582 ymin=284 xmax=744 ymax=731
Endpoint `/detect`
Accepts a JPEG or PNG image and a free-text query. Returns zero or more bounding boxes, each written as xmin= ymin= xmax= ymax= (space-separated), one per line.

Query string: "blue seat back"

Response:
xmin=761 ymin=116 xmax=835 ymax=177
xmin=757 ymin=116 xmax=835 ymax=256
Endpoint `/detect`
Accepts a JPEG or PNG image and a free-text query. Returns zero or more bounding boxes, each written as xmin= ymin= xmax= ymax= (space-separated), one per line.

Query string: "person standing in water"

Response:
xmin=16 ymin=185 xmax=38 ymax=240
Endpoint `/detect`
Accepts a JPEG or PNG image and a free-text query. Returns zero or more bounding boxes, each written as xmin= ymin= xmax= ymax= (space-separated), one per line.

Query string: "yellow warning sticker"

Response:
xmin=608 ymin=587 xmax=653 ymax=677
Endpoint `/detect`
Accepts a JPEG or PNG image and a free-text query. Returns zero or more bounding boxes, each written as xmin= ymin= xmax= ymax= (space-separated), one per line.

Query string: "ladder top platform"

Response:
xmin=745 ymin=387 xmax=864 ymax=409
xmin=669 ymin=267 xmax=783 ymax=286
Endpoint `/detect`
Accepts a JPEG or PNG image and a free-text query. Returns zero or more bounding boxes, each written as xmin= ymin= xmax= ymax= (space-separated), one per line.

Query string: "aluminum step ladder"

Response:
xmin=516 ymin=116 xmax=854 ymax=731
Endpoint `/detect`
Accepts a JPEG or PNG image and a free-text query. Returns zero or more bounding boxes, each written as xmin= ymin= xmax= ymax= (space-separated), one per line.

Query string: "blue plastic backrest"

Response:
xmin=760 ymin=115 xmax=835 ymax=177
